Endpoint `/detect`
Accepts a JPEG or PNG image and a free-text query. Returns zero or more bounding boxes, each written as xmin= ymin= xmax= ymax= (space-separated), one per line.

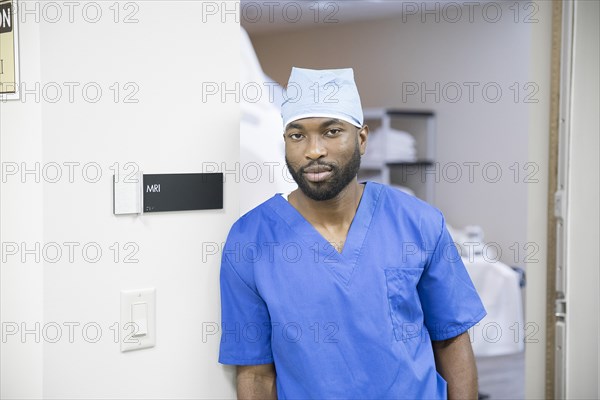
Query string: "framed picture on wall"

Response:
xmin=0 ymin=0 xmax=19 ymax=101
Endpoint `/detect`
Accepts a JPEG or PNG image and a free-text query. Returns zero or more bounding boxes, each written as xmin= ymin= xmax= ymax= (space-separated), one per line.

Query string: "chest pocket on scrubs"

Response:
xmin=384 ymin=268 xmax=424 ymax=341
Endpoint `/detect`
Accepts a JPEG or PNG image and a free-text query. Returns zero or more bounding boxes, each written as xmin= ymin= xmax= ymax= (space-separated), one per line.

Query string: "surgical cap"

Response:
xmin=281 ymin=67 xmax=363 ymax=128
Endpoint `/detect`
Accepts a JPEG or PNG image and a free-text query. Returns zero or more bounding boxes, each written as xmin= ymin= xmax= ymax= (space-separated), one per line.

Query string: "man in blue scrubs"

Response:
xmin=219 ymin=67 xmax=486 ymax=399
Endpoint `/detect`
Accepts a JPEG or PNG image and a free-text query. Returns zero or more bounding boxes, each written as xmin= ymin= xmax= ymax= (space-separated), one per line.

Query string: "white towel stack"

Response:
xmin=362 ymin=127 xmax=417 ymax=168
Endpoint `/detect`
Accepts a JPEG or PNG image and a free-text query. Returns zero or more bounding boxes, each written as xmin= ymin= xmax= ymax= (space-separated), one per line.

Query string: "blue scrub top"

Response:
xmin=219 ymin=182 xmax=486 ymax=399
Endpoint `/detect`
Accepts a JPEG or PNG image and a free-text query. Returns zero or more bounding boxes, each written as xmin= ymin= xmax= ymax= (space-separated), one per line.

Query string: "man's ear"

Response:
xmin=358 ymin=125 xmax=369 ymax=155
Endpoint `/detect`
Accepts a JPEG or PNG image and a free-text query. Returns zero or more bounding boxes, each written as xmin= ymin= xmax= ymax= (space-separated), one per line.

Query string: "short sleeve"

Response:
xmin=218 ymin=255 xmax=273 ymax=365
xmin=417 ymin=217 xmax=487 ymax=341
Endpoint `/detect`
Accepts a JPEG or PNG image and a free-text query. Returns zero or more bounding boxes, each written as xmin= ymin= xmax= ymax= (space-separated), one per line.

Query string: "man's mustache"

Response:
xmin=301 ymin=162 xmax=337 ymax=174
xmin=286 ymin=160 xmax=338 ymax=174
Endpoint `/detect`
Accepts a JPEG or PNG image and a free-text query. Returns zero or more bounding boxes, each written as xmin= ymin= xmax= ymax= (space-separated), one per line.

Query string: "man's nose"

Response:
xmin=305 ymin=136 xmax=327 ymax=160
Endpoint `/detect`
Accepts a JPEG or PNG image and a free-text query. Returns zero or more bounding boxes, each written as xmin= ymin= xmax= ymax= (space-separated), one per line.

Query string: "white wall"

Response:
xmin=0 ymin=12 xmax=44 ymax=400
xmin=565 ymin=0 xmax=600 ymax=397
xmin=1 ymin=2 xmax=239 ymax=398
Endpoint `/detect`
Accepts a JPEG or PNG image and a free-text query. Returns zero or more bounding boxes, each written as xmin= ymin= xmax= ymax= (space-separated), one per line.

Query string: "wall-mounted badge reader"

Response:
xmin=113 ymin=172 xmax=223 ymax=215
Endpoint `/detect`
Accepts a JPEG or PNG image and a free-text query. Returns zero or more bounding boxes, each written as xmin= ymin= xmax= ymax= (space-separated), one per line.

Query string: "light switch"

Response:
xmin=120 ymin=288 xmax=155 ymax=352
xmin=131 ymin=302 xmax=148 ymax=337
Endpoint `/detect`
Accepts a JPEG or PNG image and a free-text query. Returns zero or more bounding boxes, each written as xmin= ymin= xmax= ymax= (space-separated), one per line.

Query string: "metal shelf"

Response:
xmin=360 ymin=108 xmax=437 ymax=203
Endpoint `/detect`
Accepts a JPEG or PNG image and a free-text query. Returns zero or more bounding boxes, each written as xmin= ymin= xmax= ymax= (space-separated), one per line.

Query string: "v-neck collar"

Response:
xmin=268 ymin=181 xmax=383 ymax=286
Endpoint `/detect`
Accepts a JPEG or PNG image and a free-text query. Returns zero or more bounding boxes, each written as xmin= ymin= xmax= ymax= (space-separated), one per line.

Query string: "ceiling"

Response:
xmin=241 ymin=0 xmax=411 ymax=34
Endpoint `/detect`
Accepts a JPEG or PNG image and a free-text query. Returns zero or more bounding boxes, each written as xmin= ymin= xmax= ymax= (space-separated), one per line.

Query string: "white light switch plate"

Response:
xmin=120 ymin=288 xmax=156 ymax=352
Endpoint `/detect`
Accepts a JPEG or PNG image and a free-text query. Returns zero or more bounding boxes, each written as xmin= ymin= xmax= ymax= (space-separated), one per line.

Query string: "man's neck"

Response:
xmin=289 ymin=180 xmax=365 ymax=229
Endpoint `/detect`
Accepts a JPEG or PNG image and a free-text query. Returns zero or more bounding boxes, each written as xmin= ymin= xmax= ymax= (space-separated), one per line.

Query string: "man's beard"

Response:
xmin=286 ymin=142 xmax=361 ymax=201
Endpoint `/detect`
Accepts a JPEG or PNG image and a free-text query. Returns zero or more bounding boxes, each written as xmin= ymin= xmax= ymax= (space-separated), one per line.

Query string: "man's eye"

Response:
xmin=289 ymin=133 xmax=303 ymax=140
xmin=325 ymin=129 xmax=341 ymax=136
